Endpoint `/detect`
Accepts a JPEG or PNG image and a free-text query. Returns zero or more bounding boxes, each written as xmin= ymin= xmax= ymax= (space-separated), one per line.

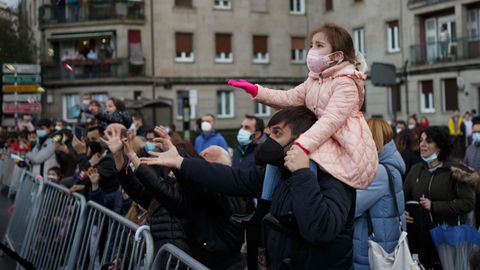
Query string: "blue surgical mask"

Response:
xmin=36 ymin=130 xmax=48 ymax=138
xmin=473 ymin=133 xmax=480 ymax=143
xmin=144 ymin=142 xmax=157 ymax=152
xmin=422 ymin=152 xmax=438 ymax=163
xmin=129 ymin=123 xmax=137 ymax=130
xmin=237 ymin=129 xmax=253 ymax=146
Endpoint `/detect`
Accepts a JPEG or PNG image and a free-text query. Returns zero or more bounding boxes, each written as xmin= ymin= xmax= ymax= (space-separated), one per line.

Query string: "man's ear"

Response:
xmin=253 ymin=131 xmax=262 ymax=141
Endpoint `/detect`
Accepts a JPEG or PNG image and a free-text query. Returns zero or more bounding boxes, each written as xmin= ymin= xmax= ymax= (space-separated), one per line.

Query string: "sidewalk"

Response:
xmin=0 ymin=187 xmax=17 ymax=269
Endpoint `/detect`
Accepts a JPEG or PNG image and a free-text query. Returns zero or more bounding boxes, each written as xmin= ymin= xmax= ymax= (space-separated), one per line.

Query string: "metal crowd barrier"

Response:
xmin=154 ymin=243 xmax=209 ymax=270
xmin=4 ymin=170 xmax=43 ymax=256
xmin=20 ymin=181 xmax=87 ymax=270
xmin=75 ymin=201 xmax=154 ymax=270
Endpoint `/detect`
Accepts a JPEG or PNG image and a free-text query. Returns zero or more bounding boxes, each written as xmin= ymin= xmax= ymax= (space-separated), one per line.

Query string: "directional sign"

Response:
xmin=3 ymin=94 xmax=41 ymax=102
xmin=2 ymin=85 xmax=42 ymax=93
xmin=2 ymin=75 xmax=42 ymax=84
xmin=2 ymin=103 xmax=42 ymax=113
xmin=2 ymin=64 xmax=41 ymax=74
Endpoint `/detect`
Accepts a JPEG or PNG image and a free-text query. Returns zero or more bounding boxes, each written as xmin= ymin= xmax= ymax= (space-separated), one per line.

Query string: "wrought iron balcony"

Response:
xmin=409 ymin=37 xmax=480 ymax=66
xmin=39 ymin=1 xmax=145 ymax=27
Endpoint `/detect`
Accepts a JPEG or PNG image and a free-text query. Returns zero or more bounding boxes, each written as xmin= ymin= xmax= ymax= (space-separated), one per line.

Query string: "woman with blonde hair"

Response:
xmin=353 ymin=118 xmax=406 ymax=270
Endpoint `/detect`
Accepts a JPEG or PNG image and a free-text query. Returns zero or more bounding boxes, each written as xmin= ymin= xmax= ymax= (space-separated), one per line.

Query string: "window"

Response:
xmin=255 ymin=102 xmax=271 ymax=117
xmin=291 ymin=37 xmax=306 ymax=63
xmin=92 ymin=93 xmax=109 ymax=104
xmin=354 ymin=0 xmax=363 ymax=2
xmin=389 ymin=85 xmax=401 ymax=113
xmin=353 ymin=27 xmax=365 ymax=54
xmin=468 ymin=9 xmax=480 ymax=40
xmin=387 ymin=21 xmax=400 ymax=53
xmin=251 ymin=0 xmax=268 ymax=12
xmin=62 ymin=94 xmax=80 ymax=121
xmin=215 ymin=34 xmax=233 ymax=63
xmin=290 ymin=0 xmax=305 ymax=14
xmin=325 ymin=0 xmax=333 ymax=11
xmin=175 ymin=0 xmax=192 ymax=8
xmin=175 ymin=33 xmax=194 ymax=62
xmin=420 ymin=80 xmax=435 ymax=113
xmin=253 ymin=35 xmax=269 ymax=63
xmin=214 ymin=0 xmax=232 ymax=10
xmin=442 ymin=78 xmax=458 ymax=111
xmin=177 ymin=90 xmax=197 ymax=119
xmin=217 ymin=91 xmax=234 ymax=118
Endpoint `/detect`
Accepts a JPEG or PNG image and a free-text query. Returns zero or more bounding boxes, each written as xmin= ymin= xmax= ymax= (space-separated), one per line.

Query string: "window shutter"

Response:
xmin=325 ymin=0 xmax=333 ymax=11
xmin=253 ymin=35 xmax=268 ymax=53
xmin=291 ymin=37 xmax=305 ymax=50
xmin=176 ymin=33 xmax=193 ymax=53
xmin=444 ymin=78 xmax=458 ymax=111
xmin=216 ymin=34 xmax=231 ymax=54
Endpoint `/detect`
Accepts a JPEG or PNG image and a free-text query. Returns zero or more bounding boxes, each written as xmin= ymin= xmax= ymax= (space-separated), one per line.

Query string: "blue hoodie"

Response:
xmin=353 ymin=140 xmax=407 ymax=270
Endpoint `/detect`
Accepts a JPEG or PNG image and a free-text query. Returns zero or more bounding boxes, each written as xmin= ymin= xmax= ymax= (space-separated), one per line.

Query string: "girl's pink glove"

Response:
xmin=228 ymin=79 xmax=258 ymax=97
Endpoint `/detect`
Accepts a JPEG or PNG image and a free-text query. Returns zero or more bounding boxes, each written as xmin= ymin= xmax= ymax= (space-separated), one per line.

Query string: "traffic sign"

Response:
xmin=2 ymin=102 xmax=42 ymax=113
xmin=2 ymin=85 xmax=42 ymax=93
xmin=3 ymin=94 xmax=41 ymax=102
xmin=2 ymin=64 xmax=41 ymax=74
xmin=2 ymin=75 xmax=42 ymax=84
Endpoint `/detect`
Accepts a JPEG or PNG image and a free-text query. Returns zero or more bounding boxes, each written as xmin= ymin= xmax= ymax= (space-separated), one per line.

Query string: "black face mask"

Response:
xmin=255 ymin=136 xmax=295 ymax=167
xmin=87 ymin=141 xmax=103 ymax=158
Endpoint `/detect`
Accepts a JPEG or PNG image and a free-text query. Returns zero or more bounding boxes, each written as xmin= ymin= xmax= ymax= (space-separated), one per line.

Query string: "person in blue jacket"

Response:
xmin=142 ymin=106 xmax=357 ymax=270
xmin=353 ymin=118 xmax=406 ymax=270
xmin=194 ymin=114 xmax=228 ymax=153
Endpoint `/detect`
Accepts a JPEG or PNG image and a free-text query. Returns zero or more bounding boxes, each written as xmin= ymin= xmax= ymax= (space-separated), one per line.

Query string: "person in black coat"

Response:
xmin=141 ymin=107 xmax=356 ymax=270
xmin=103 ymin=125 xmax=245 ymax=269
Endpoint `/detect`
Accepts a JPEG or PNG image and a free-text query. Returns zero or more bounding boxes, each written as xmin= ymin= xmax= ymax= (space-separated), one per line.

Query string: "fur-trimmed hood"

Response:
xmin=450 ymin=165 xmax=480 ymax=187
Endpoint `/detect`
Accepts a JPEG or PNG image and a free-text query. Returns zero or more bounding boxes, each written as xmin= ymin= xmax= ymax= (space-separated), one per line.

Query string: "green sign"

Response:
xmin=2 ymin=75 xmax=42 ymax=84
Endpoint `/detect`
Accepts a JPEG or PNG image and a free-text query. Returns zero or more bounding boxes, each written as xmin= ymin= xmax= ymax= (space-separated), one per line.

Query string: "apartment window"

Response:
xmin=251 ymin=0 xmax=268 ymax=12
xmin=253 ymin=35 xmax=269 ymax=63
xmin=214 ymin=0 xmax=232 ymax=10
xmin=175 ymin=33 xmax=194 ymax=62
xmin=215 ymin=34 xmax=233 ymax=63
xmin=468 ymin=9 xmax=480 ymax=40
xmin=325 ymin=0 xmax=333 ymax=11
xmin=255 ymin=103 xmax=271 ymax=117
xmin=217 ymin=91 xmax=234 ymax=118
xmin=354 ymin=0 xmax=363 ymax=2
xmin=420 ymin=80 xmax=435 ymax=113
xmin=175 ymin=0 xmax=192 ymax=8
xmin=177 ymin=90 xmax=197 ymax=119
xmin=63 ymin=94 xmax=81 ymax=121
xmin=290 ymin=0 xmax=305 ymax=14
xmin=387 ymin=21 xmax=400 ymax=53
xmin=353 ymin=27 xmax=365 ymax=54
xmin=389 ymin=85 xmax=401 ymax=113
xmin=442 ymin=78 xmax=458 ymax=111
xmin=291 ymin=37 xmax=306 ymax=63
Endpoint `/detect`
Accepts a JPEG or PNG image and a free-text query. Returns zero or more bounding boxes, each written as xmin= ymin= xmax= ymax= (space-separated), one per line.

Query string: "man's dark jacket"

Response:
xmin=178 ymin=158 xmax=356 ymax=270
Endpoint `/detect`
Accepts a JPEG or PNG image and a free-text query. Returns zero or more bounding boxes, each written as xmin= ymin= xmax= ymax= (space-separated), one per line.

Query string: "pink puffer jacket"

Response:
xmin=254 ymin=62 xmax=378 ymax=189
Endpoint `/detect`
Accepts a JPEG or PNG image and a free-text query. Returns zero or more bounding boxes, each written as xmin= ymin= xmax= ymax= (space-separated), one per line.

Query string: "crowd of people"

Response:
xmin=1 ymin=23 xmax=480 ymax=270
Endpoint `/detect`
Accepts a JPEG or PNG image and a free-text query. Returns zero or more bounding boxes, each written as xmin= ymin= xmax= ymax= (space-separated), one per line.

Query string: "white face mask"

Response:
xmin=408 ymin=124 xmax=415 ymax=129
xmin=201 ymin=122 xmax=213 ymax=133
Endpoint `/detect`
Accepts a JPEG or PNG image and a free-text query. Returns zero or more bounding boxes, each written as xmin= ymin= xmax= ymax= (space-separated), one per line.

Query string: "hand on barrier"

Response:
xmin=227 ymin=79 xmax=258 ymax=97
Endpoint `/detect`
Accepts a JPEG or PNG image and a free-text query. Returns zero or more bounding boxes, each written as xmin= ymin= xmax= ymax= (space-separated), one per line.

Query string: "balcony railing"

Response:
xmin=41 ymin=58 xmax=145 ymax=81
xmin=39 ymin=1 xmax=145 ymax=26
xmin=410 ymin=37 xmax=480 ymax=66
xmin=407 ymin=0 xmax=454 ymax=8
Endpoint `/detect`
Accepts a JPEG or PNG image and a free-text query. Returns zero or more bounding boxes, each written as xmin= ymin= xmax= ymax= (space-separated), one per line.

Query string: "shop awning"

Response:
xmin=48 ymin=31 xmax=115 ymax=40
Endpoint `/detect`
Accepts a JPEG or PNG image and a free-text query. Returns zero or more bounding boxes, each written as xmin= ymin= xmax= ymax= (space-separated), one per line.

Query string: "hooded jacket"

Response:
xmin=353 ymin=141 xmax=406 ymax=270
xmin=404 ymin=160 xmax=478 ymax=226
xmin=253 ymin=62 xmax=378 ymax=189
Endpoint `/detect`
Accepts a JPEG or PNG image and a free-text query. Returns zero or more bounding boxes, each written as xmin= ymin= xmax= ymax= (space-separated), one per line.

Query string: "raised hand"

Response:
xmin=101 ymin=126 xmax=124 ymax=155
xmin=227 ymin=79 xmax=258 ymax=97
xmin=72 ymin=135 xmax=87 ymax=154
xmin=153 ymin=126 xmax=171 ymax=151
xmin=140 ymin=137 xmax=183 ymax=169
xmin=87 ymin=168 xmax=100 ymax=189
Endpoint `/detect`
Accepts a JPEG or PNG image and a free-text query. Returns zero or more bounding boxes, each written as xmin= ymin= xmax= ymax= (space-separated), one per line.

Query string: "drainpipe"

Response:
xmin=149 ymin=0 xmax=157 ymax=124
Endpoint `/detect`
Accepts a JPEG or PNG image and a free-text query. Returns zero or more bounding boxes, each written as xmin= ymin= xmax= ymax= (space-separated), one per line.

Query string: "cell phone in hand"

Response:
xmin=75 ymin=126 xmax=84 ymax=139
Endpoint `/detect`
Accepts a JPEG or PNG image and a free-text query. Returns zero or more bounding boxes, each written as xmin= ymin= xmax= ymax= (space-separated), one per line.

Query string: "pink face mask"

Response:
xmin=306 ymin=50 xmax=343 ymax=74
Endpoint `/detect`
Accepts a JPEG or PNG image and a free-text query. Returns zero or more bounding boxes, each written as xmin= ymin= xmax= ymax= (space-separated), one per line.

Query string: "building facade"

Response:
xmin=22 ymin=0 xmax=480 ymax=129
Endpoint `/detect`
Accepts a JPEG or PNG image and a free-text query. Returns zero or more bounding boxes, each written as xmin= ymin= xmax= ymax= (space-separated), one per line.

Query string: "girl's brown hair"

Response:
xmin=367 ymin=118 xmax=394 ymax=153
xmin=311 ymin=23 xmax=357 ymax=65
